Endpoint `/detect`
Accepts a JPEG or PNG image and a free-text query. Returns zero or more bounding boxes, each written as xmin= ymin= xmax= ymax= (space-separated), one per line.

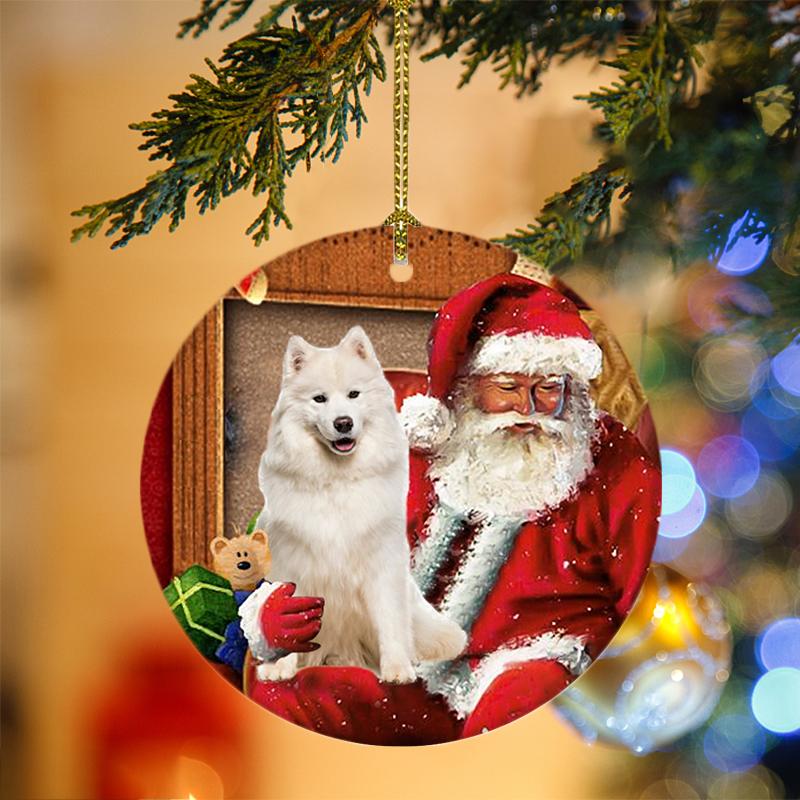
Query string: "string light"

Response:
xmin=712 ymin=212 xmax=771 ymax=276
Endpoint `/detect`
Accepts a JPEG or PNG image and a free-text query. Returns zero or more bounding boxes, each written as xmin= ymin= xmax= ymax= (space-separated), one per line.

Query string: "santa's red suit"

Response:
xmin=244 ymin=274 xmax=660 ymax=744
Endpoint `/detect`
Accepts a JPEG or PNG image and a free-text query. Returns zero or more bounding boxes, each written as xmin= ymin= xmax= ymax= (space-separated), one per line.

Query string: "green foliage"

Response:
xmin=71 ymin=0 xmax=800 ymax=342
xmin=498 ymin=165 xmax=628 ymax=267
xmin=405 ymin=0 xmax=626 ymax=96
xmin=71 ymin=1 xmax=386 ymax=248
xmin=578 ymin=3 xmax=718 ymax=150
xmin=178 ymin=0 xmax=263 ymax=39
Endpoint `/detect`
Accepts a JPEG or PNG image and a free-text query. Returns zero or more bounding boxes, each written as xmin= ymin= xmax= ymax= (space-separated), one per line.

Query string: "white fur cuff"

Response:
xmin=400 ymin=394 xmax=455 ymax=453
xmin=238 ymin=581 xmax=284 ymax=663
xmin=469 ymin=633 xmax=591 ymax=711
xmin=467 ymin=332 xmax=603 ymax=383
xmin=419 ymin=632 xmax=591 ymax=719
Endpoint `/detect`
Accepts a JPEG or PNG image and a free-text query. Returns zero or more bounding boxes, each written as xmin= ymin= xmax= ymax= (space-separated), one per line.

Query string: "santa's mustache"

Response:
xmin=470 ymin=410 xmax=571 ymax=438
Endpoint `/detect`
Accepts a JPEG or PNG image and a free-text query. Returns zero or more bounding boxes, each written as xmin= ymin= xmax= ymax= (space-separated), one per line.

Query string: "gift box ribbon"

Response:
xmin=168 ymin=577 xmax=234 ymax=643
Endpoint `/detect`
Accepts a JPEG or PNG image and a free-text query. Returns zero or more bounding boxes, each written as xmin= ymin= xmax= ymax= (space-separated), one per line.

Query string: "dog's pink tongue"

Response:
xmin=334 ymin=439 xmax=355 ymax=452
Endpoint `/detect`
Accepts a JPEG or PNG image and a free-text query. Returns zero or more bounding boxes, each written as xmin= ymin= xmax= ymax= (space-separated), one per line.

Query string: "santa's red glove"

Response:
xmin=259 ymin=582 xmax=324 ymax=653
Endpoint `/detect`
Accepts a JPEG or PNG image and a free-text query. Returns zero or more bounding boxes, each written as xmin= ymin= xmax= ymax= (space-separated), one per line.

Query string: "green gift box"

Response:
xmin=164 ymin=565 xmax=238 ymax=659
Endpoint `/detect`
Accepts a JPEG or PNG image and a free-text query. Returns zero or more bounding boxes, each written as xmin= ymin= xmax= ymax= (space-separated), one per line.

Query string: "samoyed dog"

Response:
xmin=248 ymin=326 xmax=466 ymax=684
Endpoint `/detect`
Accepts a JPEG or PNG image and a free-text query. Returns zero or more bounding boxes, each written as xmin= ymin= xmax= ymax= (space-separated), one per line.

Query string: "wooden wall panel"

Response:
xmin=172 ymin=301 xmax=224 ymax=573
xmin=227 ymin=225 xmax=517 ymax=310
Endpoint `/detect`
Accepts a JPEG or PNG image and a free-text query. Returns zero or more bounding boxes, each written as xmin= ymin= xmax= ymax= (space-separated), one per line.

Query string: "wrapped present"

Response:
xmin=164 ymin=565 xmax=238 ymax=659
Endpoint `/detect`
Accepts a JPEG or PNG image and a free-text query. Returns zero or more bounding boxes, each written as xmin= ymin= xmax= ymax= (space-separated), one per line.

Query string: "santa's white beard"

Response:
xmin=429 ymin=387 xmax=599 ymax=518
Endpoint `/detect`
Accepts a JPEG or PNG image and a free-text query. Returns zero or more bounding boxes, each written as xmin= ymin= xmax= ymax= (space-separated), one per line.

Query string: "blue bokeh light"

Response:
xmin=652 ymin=531 xmax=691 ymax=563
xmin=751 ymin=668 xmax=800 ymax=733
xmin=741 ymin=407 xmax=798 ymax=462
xmin=660 ymin=449 xmax=698 ymax=515
xmin=703 ymin=713 xmax=766 ymax=772
xmin=659 ymin=486 xmax=707 ymax=539
xmin=697 ymin=436 xmax=761 ymax=498
xmin=758 ymin=618 xmax=800 ymax=671
xmin=713 ymin=213 xmax=771 ymax=276
xmin=772 ymin=339 xmax=800 ymax=397
xmin=751 ymin=385 xmax=798 ymax=421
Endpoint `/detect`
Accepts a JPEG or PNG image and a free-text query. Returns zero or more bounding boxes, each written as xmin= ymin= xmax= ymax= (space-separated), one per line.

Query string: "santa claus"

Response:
xmin=242 ymin=274 xmax=661 ymax=744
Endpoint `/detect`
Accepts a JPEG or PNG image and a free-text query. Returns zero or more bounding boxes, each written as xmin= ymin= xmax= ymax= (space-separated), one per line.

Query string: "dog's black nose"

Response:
xmin=334 ymin=416 xmax=353 ymax=433
xmin=237 ymin=560 xmax=251 ymax=570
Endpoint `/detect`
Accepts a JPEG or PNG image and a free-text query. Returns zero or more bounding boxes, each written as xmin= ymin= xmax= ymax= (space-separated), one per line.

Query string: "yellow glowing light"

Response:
xmin=554 ymin=565 xmax=733 ymax=753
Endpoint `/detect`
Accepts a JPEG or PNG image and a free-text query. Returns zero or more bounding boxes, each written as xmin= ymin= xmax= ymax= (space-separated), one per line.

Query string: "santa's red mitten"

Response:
xmin=239 ymin=582 xmax=324 ymax=663
xmin=260 ymin=582 xmax=324 ymax=651
xmin=461 ymin=659 xmax=572 ymax=738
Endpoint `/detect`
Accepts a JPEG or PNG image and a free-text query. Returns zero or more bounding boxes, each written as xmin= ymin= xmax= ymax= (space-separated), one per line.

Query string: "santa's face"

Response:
xmin=472 ymin=373 xmax=566 ymax=434
xmin=429 ymin=373 xmax=598 ymax=518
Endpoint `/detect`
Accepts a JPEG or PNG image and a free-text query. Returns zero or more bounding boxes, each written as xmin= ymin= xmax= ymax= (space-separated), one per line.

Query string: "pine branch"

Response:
xmin=497 ymin=164 xmax=628 ymax=268
xmin=499 ymin=3 xmax=719 ymax=270
xmin=72 ymin=1 xmax=387 ymax=248
xmin=578 ymin=3 xmax=717 ymax=150
xmin=178 ymin=0 xmax=273 ymax=39
xmin=404 ymin=0 xmax=628 ymax=97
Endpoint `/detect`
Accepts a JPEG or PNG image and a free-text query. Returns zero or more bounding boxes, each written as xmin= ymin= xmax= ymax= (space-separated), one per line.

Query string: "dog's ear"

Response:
xmin=341 ymin=326 xmax=377 ymax=362
xmin=283 ymin=335 xmax=312 ymax=377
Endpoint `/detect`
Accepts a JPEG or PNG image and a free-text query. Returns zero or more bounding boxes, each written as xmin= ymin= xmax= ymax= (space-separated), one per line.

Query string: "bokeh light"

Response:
xmin=751 ymin=668 xmax=800 ymax=733
xmin=687 ymin=272 xmax=772 ymax=334
xmin=697 ymin=436 xmax=760 ymax=498
xmin=757 ymin=618 xmax=800 ymax=671
xmin=649 ymin=384 xmax=721 ymax=453
xmin=703 ymin=712 xmax=766 ymax=772
xmin=772 ymin=339 xmax=800 ymax=397
xmin=653 ymin=531 xmax=691 ymax=563
xmin=661 ymin=448 xmax=698 ymax=515
xmin=724 ymin=471 xmax=793 ymax=540
xmin=751 ymin=385 xmax=798 ymax=421
xmin=713 ymin=213 xmax=771 ymax=276
xmin=640 ymin=778 xmax=700 ymax=799
xmin=659 ymin=486 xmax=707 ymax=539
xmin=737 ymin=565 xmax=797 ymax=633
xmin=694 ymin=336 xmax=766 ymax=410
xmin=707 ymin=767 xmax=785 ymax=800
xmin=670 ymin=516 xmax=730 ymax=580
xmin=741 ymin=407 xmax=798 ymax=462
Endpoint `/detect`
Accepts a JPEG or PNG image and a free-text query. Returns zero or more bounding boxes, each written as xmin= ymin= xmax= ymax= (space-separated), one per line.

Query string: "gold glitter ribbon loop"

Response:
xmin=383 ymin=0 xmax=419 ymax=279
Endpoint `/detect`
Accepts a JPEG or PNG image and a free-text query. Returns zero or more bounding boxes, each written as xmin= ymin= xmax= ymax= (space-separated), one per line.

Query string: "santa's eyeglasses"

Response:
xmin=472 ymin=374 xmax=568 ymax=416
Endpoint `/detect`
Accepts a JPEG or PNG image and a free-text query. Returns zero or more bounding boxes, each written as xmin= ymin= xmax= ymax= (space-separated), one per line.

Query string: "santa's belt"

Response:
xmin=417 ymin=631 xmax=590 ymax=719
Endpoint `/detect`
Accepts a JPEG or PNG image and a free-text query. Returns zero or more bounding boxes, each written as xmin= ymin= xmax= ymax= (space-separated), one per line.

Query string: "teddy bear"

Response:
xmin=210 ymin=530 xmax=271 ymax=591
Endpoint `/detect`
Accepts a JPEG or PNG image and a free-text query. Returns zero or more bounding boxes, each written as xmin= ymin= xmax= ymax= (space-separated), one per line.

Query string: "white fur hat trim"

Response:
xmin=400 ymin=393 xmax=455 ymax=453
xmin=466 ymin=332 xmax=602 ymax=383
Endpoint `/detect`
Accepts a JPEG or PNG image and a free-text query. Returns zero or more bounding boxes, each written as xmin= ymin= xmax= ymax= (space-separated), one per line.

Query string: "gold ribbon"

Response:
xmin=383 ymin=0 xmax=419 ymax=277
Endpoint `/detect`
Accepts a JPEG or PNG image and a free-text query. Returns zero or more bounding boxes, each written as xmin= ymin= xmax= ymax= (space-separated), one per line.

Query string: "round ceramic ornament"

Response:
xmin=140 ymin=229 xmax=662 ymax=745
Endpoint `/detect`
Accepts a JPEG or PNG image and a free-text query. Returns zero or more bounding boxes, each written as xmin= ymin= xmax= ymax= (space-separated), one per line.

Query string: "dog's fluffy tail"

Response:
xmin=410 ymin=581 xmax=468 ymax=663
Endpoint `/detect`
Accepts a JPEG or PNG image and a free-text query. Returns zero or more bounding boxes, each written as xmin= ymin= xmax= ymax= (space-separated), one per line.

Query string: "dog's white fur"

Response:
xmin=255 ymin=327 xmax=467 ymax=684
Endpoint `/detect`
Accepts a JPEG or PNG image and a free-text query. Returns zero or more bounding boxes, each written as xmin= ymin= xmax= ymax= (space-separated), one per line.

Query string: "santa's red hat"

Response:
xmin=400 ymin=273 xmax=603 ymax=452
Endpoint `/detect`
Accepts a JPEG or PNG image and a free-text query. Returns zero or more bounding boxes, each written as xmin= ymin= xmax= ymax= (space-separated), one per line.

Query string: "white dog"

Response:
xmin=247 ymin=326 xmax=466 ymax=684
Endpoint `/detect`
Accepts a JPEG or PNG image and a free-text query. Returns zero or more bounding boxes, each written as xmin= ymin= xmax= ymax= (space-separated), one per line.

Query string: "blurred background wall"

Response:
xmin=3 ymin=2 xmax=788 ymax=799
